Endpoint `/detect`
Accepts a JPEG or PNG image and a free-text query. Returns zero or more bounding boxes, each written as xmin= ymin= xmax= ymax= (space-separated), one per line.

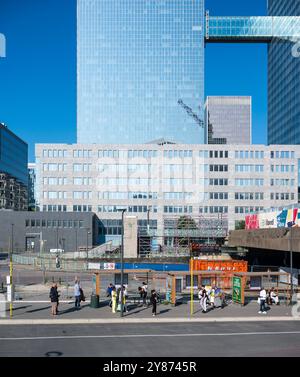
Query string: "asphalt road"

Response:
xmin=0 ymin=321 xmax=300 ymax=357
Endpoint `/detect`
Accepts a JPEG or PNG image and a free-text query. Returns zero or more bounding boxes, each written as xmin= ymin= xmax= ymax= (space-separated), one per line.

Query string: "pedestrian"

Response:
xmin=74 ymin=279 xmax=81 ymax=309
xmin=209 ymin=286 xmax=215 ymax=309
xmin=118 ymin=286 xmax=128 ymax=313
xmin=55 ymin=255 xmax=60 ymax=269
xmin=111 ymin=287 xmax=117 ymax=313
xmin=270 ymin=287 xmax=279 ymax=305
xmin=106 ymin=283 xmax=114 ymax=307
xmin=49 ymin=283 xmax=59 ymax=316
xmin=142 ymin=281 xmax=148 ymax=307
xmin=150 ymin=289 xmax=158 ymax=316
xmin=198 ymin=286 xmax=204 ymax=307
xmin=200 ymin=288 xmax=208 ymax=313
xmin=258 ymin=286 xmax=267 ymax=314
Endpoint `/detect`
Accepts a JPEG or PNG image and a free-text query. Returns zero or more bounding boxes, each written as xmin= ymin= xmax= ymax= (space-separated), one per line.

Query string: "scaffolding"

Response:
xmin=138 ymin=215 xmax=228 ymax=258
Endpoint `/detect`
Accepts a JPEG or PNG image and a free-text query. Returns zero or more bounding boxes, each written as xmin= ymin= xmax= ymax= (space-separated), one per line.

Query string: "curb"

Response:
xmin=0 ymin=316 xmax=299 ymax=325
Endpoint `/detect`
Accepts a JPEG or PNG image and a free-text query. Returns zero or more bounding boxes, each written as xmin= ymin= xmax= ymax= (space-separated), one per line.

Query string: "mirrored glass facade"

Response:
xmin=77 ymin=0 xmax=205 ymax=144
xmin=205 ymin=96 xmax=251 ymax=145
xmin=0 ymin=124 xmax=28 ymax=185
xmin=268 ymin=0 xmax=300 ymax=144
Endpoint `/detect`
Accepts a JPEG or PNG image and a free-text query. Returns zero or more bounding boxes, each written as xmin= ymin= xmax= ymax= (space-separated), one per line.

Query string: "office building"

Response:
xmin=0 ymin=123 xmax=28 ymax=210
xmin=36 ymin=143 xmax=300 ymax=242
xmin=205 ymin=96 xmax=251 ymax=144
xmin=268 ymin=0 xmax=300 ymax=144
xmin=77 ymin=0 xmax=205 ymax=144
xmin=0 ymin=211 xmax=96 ymax=253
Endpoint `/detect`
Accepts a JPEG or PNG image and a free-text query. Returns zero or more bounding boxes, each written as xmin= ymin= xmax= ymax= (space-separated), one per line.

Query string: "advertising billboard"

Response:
xmin=245 ymin=207 xmax=300 ymax=230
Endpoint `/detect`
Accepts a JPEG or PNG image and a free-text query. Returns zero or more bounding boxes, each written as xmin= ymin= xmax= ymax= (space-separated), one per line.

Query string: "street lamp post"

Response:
xmin=119 ymin=209 xmax=127 ymax=317
xmin=290 ymin=227 xmax=293 ymax=305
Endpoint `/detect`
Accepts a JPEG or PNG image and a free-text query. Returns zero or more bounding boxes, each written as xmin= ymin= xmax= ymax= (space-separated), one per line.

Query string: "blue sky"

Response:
xmin=0 ymin=0 xmax=267 ymax=162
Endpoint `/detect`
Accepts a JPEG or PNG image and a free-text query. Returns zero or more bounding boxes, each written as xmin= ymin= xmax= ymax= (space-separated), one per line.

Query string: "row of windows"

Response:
xmin=98 ymin=205 xmax=158 ymax=213
xmin=199 ymin=178 xmax=228 ymax=186
xmin=235 ymin=206 xmax=264 ymax=214
xmin=43 ymin=191 xmax=67 ymax=200
xmin=163 ymin=192 xmax=193 ymax=200
xmin=199 ymin=150 xmax=228 ymax=159
xmin=270 ymin=151 xmax=295 ymax=159
xmin=42 ymin=150 xmax=68 ymax=158
xmin=42 ymin=205 xmax=67 ymax=212
xmin=73 ymin=191 xmax=92 ymax=199
xmin=73 ymin=150 xmax=92 ymax=158
xmin=270 ymin=193 xmax=295 ymax=201
xmin=270 ymin=179 xmax=295 ymax=187
xmin=43 ymin=164 xmax=67 ymax=172
xmin=199 ymin=206 xmax=228 ymax=214
xmin=25 ymin=219 xmax=85 ymax=228
xmin=128 ymin=150 xmax=158 ymax=158
xmin=235 ymin=192 xmax=264 ymax=200
xmin=73 ymin=205 xmax=92 ymax=212
xmin=235 ymin=165 xmax=264 ymax=173
xmin=271 ymin=165 xmax=295 ymax=173
xmin=235 ymin=179 xmax=264 ymax=187
xmin=163 ymin=150 xmax=193 ymax=158
xmin=164 ymin=206 xmax=193 ymax=214
xmin=43 ymin=177 xmax=68 ymax=186
xmin=209 ymin=165 xmax=228 ymax=172
xmin=73 ymin=164 xmax=92 ymax=172
xmin=235 ymin=151 xmax=264 ymax=159
xmin=101 ymin=192 xmax=158 ymax=200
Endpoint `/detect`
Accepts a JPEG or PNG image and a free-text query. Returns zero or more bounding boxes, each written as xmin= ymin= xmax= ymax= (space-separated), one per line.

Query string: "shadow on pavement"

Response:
xmin=26 ymin=306 xmax=51 ymax=314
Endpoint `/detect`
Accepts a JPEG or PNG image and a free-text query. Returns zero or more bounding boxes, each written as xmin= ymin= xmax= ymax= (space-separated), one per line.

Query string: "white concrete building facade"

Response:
xmin=35 ymin=143 xmax=299 ymax=243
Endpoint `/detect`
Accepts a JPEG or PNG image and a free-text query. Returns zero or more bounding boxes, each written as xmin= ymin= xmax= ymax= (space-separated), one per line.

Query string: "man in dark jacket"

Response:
xmin=49 ymin=283 xmax=59 ymax=316
xmin=150 ymin=289 xmax=158 ymax=316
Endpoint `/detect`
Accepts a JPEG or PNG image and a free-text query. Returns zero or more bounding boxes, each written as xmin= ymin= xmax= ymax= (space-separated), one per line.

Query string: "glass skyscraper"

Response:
xmin=77 ymin=0 xmax=205 ymax=144
xmin=205 ymin=96 xmax=251 ymax=145
xmin=268 ymin=0 xmax=300 ymax=144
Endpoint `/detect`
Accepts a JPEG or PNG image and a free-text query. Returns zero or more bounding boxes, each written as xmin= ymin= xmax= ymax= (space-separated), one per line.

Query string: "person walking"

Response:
xmin=142 ymin=282 xmax=148 ymax=307
xmin=198 ymin=286 xmax=204 ymax=308
xmin=74 ymin=279 xmax=81 ymax=309
xmin=118 ymin=286 xmax=128 ymax=313
xmin=106 ymin=283 xmax=114 ymax=307
xmin=200 ymin=288 xmax=208 ymax=313
xmin=259 ymin=286 xmax=267 ymax=314
xmin=49 ymin=283 xmax=59 ymax=316
xmin=150 ymin=289 xmax=158 ymax=316
xmin=111 ymin=287 xmax=117 ymax=314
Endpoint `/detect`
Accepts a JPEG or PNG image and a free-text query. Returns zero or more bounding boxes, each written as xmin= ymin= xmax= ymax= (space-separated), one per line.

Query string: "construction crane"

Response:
xmin=178 ymin=99 xmax=204 ymax=129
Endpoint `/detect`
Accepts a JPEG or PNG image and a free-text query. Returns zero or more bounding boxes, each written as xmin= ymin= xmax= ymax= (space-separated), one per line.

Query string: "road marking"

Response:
xmin=1 ymin=331 xmax=300 ymax=341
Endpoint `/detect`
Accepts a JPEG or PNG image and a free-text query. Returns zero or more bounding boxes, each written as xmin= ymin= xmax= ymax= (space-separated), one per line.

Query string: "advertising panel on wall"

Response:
xmin=245 ymin=207 xmax=300 ymax=230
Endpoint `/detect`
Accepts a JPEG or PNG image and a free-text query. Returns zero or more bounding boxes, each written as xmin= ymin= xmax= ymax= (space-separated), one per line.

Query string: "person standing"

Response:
xmin=270 ymin=287 xmax=279 ymax=305
xmin=198 ymin=286 xmax=204 ymax=308
xmin=111 ymin=287 xmax=117 ymax=314
xmin=259 ymin=287 xmax=267 ymax=314
xmin=74 ymin=279 xmax=81 ymax=309
xmin=209 ymin=287 xmax=215 ymax=309
xmin=49 ymin=283 xmax=59 ymax=316
xmin=150 ymin=289 xmax=158 ymax=316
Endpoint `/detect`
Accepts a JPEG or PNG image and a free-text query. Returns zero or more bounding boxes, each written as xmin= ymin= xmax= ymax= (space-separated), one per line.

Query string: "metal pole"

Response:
xmin=10 ymin=223 xmax=14 ymax=318
xmin=86 ymin=228 xmax=89 ymax=270
xmin=56 ymin=227 xmax=58 ymax=250
xmin=75 ymin=229 xmax=78 ymax=252
xmin=120 ymin=209 xmax=126 ymax=317
xmin=290 ymin=227 xmax=293 ymax=305
xmin=190 ymin=258 xmax=193 ymax=316
xmin=147 ymin=208 xmax=150 ymax=233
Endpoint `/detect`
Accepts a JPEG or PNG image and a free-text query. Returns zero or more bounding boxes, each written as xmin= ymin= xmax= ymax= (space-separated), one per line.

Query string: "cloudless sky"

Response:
xmin=0 ymin=0 xmax=268 ymax=162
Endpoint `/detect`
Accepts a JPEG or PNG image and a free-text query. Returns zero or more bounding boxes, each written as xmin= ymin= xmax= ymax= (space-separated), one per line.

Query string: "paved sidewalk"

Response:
xmin=0 ymin=296 xmax=298 ymax=324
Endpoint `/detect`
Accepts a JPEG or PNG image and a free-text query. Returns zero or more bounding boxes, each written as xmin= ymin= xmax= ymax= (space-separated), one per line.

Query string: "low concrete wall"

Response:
xmin=228 ymin=228 xmax=300 ymax=252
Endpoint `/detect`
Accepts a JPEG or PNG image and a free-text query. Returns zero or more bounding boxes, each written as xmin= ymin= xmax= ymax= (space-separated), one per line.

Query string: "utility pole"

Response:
xmin=289 ymin=227 xmax=293 ymax=305
xmin=120 ymin=209 xmax=127 ymax=317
